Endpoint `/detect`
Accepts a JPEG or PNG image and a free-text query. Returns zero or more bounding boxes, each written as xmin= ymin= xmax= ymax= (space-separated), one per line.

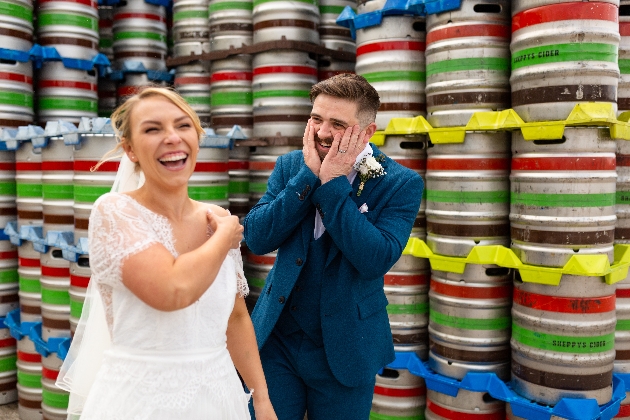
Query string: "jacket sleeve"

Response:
xmin=311 ymin=171 xmax=423 ymax=281
xmin=243 ymin=154 xmax=321 ymax=255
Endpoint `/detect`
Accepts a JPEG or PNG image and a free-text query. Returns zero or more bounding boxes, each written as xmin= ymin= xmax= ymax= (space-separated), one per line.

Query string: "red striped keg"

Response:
xmin=16 ymin=332 xmax=42 ymax=420
xmin=0 ymin=151 xmax=16 ymax=229
xmin=98 ymin=5 xmax=114 ymax=60
xmin=427 ymin=132 xmax=510 ymax=257
xmin=0 ymin=0 xmax=33 ymax=51
xmin=228 ymin=145 xmax=250 ymax=218
xmin=112 ymin=0 xmax=167 ymax=71
xmin=210 ymin=56 xmax=253 ymax=137
xmin=620 ymin=2 xmax=630 ymax=113
xmin=18 ymin=242 xmax=41 ymax=323
xmin=252 ymin=0 xmax=319 ymax=44
xmin=73 ymin=132 xmax=119 ymax=240
xmin=510 ymin=127 xmax=617 ymax=267
xmin=175 ymin=62 xmax=212 ymax=124
xmin=511 ymin=273 xmax=616 ymax=405
xmin=172 ymin=0 xmax=210 ymax=57
xmin=252 ymin=50 xmax=317 ymax=138
xmin=15 ymin=141 xmax=42 ymax=229
xmin=243 ymin=248 xmax=276 ymax=312
xmin=0 ymin=59 xmax=33 ymax=127
xmin=40 ymin=353 xmax=67 ymax=420
xmin=425 ymin=0 xmax=510 ymax=128
xmin=190 ymin=145 xmax=229 ymax=207
xmin=42 ymin=137 xmax=74 ymax=236
xmin=385 ymin=249 xmax=430 ymax=357
xmin=428 ymin=265 xmax=512 ymax=381
xmin=371 ymin=367 xmax=426 ymax=420
xmin=426 ymin=389 xmax=505 ymax=420
xmin=116 ymin=73 xmax=167 ymax=105
xmin=69 ymin=256 xmax=89 ymax=334
xmin=37 ymin=0 xmax=99 ymax=60
xmin=0 ymin=324 xmax=17 ymax=404
xmin=39 ymin=249 xmax=70 ymax=341
xmin=37 ymin=62 xmax=98 ymax=125
xmin=248 ymin=146 xmax=299 ymax=207
xmin=0 ymin=240 xmax=18 ymax=317
xmin=355 ymin=9 xmax=425 ymax=130
xmin=97 ymin=76 xmax=116 ymax=118
xmin=208 ymin=0 xmax=252 ymax=51
xmin=510 ymin=1 xmax=620 ymax=122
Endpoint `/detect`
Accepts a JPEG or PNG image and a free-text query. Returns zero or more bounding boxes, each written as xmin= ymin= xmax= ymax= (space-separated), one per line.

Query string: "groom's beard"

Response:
xmin=315 ymin=134 xmax=333 ymax=162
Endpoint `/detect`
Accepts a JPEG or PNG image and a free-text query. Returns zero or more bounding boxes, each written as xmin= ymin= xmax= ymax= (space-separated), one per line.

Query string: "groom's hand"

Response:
xmin=302 ymin=120 xmax=321 ymax=177
xmin=319 ymin=124 xmax=368 ymax=184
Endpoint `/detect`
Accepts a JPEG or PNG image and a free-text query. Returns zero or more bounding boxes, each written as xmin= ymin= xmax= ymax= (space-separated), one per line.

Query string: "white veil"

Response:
xmin=56 ymin=154 xmax=145 ymax=416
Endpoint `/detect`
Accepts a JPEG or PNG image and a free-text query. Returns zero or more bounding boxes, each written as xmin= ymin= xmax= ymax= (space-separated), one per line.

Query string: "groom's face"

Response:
xmin=309 ymin=94 xmax=360 ymax=162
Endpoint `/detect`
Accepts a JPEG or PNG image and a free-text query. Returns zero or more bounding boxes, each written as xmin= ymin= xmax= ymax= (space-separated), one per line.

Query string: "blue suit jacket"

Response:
xmin=243 ymin=144 xmax=424 ymax=388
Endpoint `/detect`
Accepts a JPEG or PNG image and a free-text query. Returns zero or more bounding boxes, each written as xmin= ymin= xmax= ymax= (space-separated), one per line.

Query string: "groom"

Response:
xmin=244 ymin=74 xmax=424 ymax=419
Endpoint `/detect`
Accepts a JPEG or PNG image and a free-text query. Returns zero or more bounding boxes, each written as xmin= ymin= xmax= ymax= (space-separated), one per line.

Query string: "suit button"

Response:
xmin=291 ymin=306 xmax=297 ymax=311
xmin=278 ymin=296 xmax=285 ymax=304
xmin=296 ymin=258 xmax=303 ymax=266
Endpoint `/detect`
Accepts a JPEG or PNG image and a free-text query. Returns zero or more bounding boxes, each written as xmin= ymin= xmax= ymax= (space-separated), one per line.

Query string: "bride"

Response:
xmin=56 ymin=87 xmax=277 ymax=420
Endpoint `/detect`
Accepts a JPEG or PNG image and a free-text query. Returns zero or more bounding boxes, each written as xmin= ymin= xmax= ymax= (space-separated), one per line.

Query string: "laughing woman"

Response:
xmin=56 ymin=87 xmax=277 ymax=420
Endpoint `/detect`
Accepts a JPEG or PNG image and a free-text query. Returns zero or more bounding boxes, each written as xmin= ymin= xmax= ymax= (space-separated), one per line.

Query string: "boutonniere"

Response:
xmin=356 ymin=155 xmax=386 ymax=196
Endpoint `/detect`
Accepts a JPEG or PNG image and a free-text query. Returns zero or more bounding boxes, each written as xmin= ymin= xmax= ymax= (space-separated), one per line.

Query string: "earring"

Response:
xmin=129 ymin=153 xmax=137 ymax=162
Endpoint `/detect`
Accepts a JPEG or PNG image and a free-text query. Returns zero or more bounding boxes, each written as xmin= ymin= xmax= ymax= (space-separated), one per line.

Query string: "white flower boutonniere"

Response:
xmin=356 ymin=155 xmax=386 ymax=197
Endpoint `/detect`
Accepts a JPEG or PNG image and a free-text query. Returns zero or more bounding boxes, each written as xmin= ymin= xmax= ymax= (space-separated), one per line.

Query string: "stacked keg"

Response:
xmin=98 ymin=6 xmax=116 ymax=118
xmin=317 ymin=0 xmax=355 ymax=81
xmin=507 ymin=0 xmax=621 ymax=408
xmin=620 ymin=1 xmax=630 ymax=114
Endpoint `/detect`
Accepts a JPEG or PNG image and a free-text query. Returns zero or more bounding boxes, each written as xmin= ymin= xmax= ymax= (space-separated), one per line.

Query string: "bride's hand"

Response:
xmin=253 ymin=396 xmax=278 ymax=420
xmin=206 ymin=211 xmax=243 ymax=249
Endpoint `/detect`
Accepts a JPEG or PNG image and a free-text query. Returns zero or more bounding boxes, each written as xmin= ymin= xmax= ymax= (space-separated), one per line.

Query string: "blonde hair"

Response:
xmin=93 ymin=86 xmax=205 ymax=171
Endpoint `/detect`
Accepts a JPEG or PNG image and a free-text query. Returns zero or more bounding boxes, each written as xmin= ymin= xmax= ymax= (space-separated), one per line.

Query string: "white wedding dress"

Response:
xmin=69 ymin=192 xmax=251 ymax=420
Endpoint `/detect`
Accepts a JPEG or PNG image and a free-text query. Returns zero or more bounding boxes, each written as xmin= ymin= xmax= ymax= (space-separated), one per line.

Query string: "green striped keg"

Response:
xmin=189 ymin=144 xmax=229 ymax=207
xmin=18 ymin=242 xmax=41 ymax=323
xmin=172 ymin=0 xmax=210 ymax=57
xmin=425 ymin=389 xmax=504 ymax=420
xmin=228 ymin=145 xmax=250 ymax=218
xmin=0 ymin=150 xmax=16 ymax=229
xmin=175 ymin=62 xmax=212 ymax=125
xmin=511 ymin=273 xmax=616 ymax=405
xmin=69 ymin=256 xmax=89 ymax=334
xmin=319 ymin=0 xmax=354 ymax=53
xmin=243 ymin=247 xmax=275 ymax=312
xmin=616 ymin=138 xmax=630 ymax=374
xmin=428 ymin=264 xmax=512 ymax=380
xmin=252 ymin=0 xmax=319 ymax=44
xmin=425 ymin=0 xmax=510 ymax=128
xmin=0 ymin=322 xmax=17 ymax=404
xmin=98 ymin=5 xmax=113 ymax=60
xmin=0 ymin=240 xmax=18 ymax=318
xmin=36 ymin=0 xmax=99 ymax=60
xmin=41 ymin=353 xmax=68 ymax=420
xmin=16 ymin=331 xmax=42 ymax=419
xmin=208 ymin=0 xmax=252 ymax=51
xmin=510 ymin=0 xmax=620 ymax=122
xmin=371 ymin=367 xmax=426 ymax=420
xmin=42 ymin=136 xmax=74 ymax=236
xmin=15 ymin=141 xmax=42 ymax=229
xmin=248 ymin=146 xmax=299 ymax=208
xmin=620 ymin=1 xmax=630 ymax=113
xmin=427 ymin=132 xmax=510 ymax=257
xmin=355 ymin=0 xmax=425 ymax=130
xmin=510 ymin=127 xmax=617 ymax=267
xmin=0 ymin=59 xmax=33 ymax=128
xmin=39 ymin=249 xmax=70 ymax=341
xmin=211 ymin=56 xmax=253 ymax=137
xmin=0 ymin=0 xmax=33 ymax=51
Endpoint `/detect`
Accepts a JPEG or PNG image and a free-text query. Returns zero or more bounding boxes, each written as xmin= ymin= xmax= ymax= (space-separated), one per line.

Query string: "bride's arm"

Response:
xmin=226 ymin=298 xmax=277 ymax=420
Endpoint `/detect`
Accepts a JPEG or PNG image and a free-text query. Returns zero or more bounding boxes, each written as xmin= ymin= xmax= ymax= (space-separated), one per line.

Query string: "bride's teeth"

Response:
xmin=159 ymin=153 xmax=187 ymax=162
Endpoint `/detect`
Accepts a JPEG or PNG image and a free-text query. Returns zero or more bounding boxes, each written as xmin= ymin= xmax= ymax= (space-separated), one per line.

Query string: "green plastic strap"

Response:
xmin=0 ymin=91 xmax=33 ymax=108
xmin=512 ymin=192 xmax=615 ymax=208
xmin=114 ymin=31 xmax=166 ymax=42
xmin=252 ymin=90 xmax=309 ymax=99
xmin=511 ymin=323 xmax=614 ymax=353
xmin=512 ymin=43 xmax=618 ymax=70
xmin=228 ymin=180 xmax=249 ymax=194
xmin=174 ymin=10 xmax=209 ymax=20
xmin=42 ymin=388 xmax=69 ymax=409
xmin=211 ymin=92 xmax=253 ymax=106
xmin=363 ymin=70 xmax=426 ymax=83
xmin=70 ymin=299 xmax=84 ymax=318
xmin=427 ymin=190 xmax=509 ymax=204
xmin=0 ymin=355 xmax=16 ymax=372
xmin=0 ymin=181 xmax=16 ymax=196
xmin=248 ymin=277 xmax=266 ymax=288
xmin=37 ymin=12 xmax=98 ymax=31
xmin=74 ymin=185 xmax=110 ymax=203
xmin=39 ymin=98 xmax=97 ymax=113
xmin=387 ymin=302 xmax=428 ymax=315
xmin=188 ymin=185 xmax=228 ymax=201
xmin=19 ymin=277 xmax=40 ymax=293
xmin=17 ymin=371 xmax=41 ymax=389
xmin=42 ymin=184 xmax=73 ymax=200
xmin=0 ymin=2 xmax=32 ymax=21
xmin=0 ymin=269 xmax=18 ymax=285
xmin=430 ymin=309 xmax=510 ymax=330
xmin=16 ymin=183 xmax=41 ymax=198
xmin=427 ymin=57 xmax=510 ymax=77
xmin=209 ymin=1 xmax=252 ymax=12
xmin=41 ymin=288 xmax=70 ymax=305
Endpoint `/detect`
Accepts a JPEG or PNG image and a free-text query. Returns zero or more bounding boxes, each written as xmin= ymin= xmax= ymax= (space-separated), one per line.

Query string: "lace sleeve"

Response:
xmin=229 ymin=247 xmax=248 ymax=298
xmin=88 ymin=193 xmax=162 ymax=287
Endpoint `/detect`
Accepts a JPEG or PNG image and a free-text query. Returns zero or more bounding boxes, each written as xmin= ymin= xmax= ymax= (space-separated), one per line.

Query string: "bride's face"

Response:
xmin=124 ymin=95 xmax=199 ymax=189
